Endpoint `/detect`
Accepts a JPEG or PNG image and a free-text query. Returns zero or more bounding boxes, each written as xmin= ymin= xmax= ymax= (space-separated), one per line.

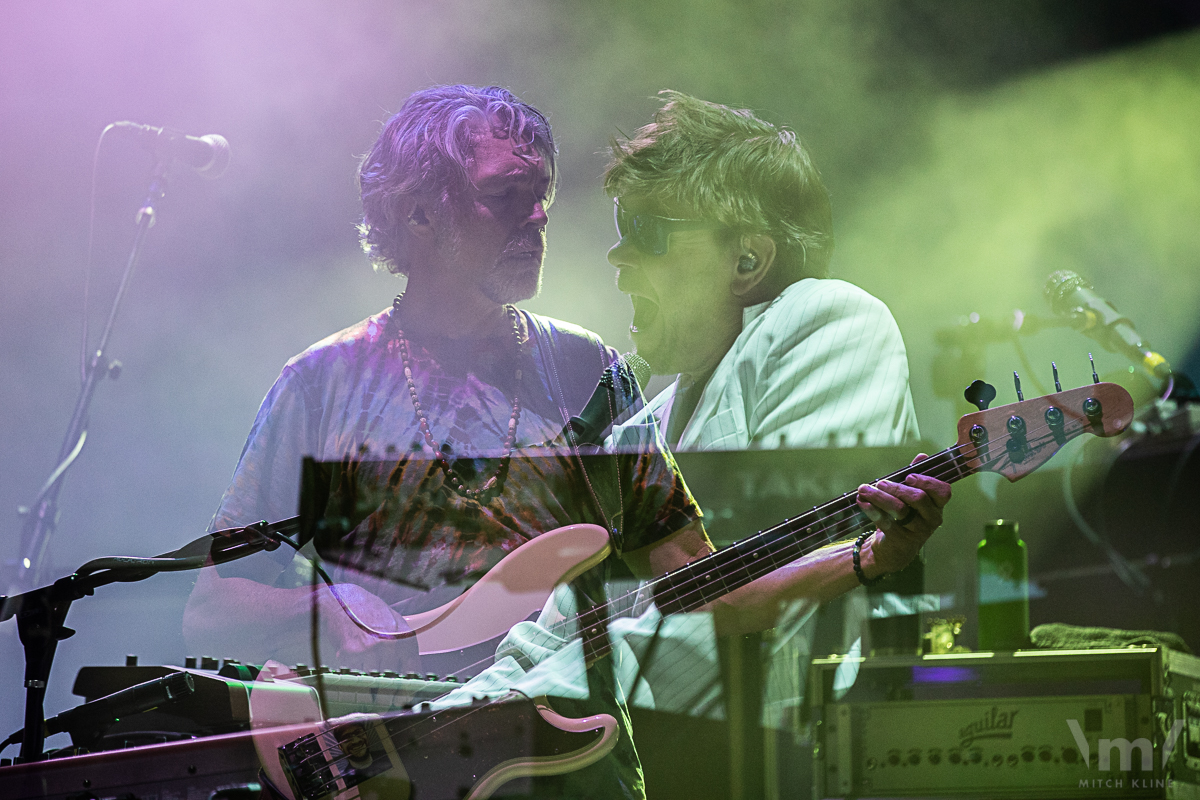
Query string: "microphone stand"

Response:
xmin=0 ymin=519 xmax=298 ymax=764
xmin=12 ymin=155 xmax=172 ymax=592
xmin=932 ymin=310 xmax=1072 ymax=413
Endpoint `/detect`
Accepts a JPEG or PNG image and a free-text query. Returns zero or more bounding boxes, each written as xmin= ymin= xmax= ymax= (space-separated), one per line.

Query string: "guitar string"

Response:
xmin=381 ymin=408 xmax=1084 ymax=692
xmin=284 ymin=689 xmax=535 ymax=792
xmin=435 ymin=448 xmax=964 ymax=681
xmin=284 ymin=411 xmax=1095 ymax=774
xmin=311 ymin=398 xmax=1089 ymax=653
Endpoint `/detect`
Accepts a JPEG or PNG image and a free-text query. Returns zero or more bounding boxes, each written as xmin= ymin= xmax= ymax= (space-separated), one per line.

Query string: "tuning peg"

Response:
xmin=1089 ymin=353 xmax=1099 ymax=384
xmin=964 ymin=379 xmax=997 ymax=411
xmin=1052 ymin=362 xmax=1062 ymax=393
xmin=1013 ymin=371 xmax=1024 ymax=402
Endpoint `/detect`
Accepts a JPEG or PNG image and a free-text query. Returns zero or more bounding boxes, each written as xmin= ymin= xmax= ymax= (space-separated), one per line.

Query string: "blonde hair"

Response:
xmin=605 ymin=91 xmax=832 ymax=279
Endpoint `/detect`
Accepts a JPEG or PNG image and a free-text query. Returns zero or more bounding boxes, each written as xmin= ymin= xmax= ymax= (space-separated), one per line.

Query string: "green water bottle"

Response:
xmin=977 ymin=520 xmax=1030 ymax=651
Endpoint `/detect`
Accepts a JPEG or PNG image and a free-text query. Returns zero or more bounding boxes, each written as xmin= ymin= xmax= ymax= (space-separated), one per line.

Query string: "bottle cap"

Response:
xmin=984 ymin=519 xmax=1019 ymax=537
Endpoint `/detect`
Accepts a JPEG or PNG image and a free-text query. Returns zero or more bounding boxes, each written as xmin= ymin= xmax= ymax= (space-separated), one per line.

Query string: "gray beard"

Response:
xmin=434 ymin=223 xmax=545 ymax=303
xmin=481 ymin=259 xmax=543 ymax=303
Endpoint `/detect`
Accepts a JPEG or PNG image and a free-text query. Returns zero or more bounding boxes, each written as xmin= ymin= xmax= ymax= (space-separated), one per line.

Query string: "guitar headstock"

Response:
xmin=955 ymin=382 xmax=1134 ymax=482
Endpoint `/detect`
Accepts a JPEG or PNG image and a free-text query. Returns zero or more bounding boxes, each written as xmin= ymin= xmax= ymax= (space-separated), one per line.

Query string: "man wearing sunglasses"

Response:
xmin=604 ymin=92 xmax=945 ymax=728
xmin=607 ymin=91 xmax=920 ymax=455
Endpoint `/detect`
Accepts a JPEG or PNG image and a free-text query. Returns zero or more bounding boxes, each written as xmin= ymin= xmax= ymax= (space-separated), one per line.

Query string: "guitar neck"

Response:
xmin=650 ymin=445 xmax=976 ymax=616
xmin=577 ymin=382 xmax=1134 ymax=664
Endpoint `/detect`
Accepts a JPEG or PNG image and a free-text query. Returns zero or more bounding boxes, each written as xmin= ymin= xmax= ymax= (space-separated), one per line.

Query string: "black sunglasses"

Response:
xmin=613 ymin=199 xmax=717 ymax=256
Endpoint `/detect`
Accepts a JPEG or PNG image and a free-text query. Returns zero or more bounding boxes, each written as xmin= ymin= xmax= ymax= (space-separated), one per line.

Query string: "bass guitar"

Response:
xmin=258 ymin=381 xmax=1133 ymax=800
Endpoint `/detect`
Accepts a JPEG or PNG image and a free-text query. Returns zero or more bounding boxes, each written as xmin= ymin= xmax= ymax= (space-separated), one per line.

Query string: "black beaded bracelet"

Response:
xmin=853 ymin=530 xmax=886 ymax=587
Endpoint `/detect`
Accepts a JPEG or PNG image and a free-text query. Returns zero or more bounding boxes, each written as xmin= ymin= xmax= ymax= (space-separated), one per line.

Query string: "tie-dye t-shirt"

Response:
xmin=210 ymin=305 xmax=699 ymax=799
xmin=211 ymin=304 xmax=698 ymax=595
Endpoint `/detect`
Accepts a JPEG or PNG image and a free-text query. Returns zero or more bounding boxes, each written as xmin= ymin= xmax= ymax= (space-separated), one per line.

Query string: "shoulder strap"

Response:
xmin=523 ymin=312 xmax=628 ymax=550
xmin=523 ymin=313 xmax=613 ymax=417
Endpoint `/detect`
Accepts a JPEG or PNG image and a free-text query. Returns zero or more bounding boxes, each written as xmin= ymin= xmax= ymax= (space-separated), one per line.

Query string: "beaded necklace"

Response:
xmin=392 ymin=296 xmax=523 ymax=500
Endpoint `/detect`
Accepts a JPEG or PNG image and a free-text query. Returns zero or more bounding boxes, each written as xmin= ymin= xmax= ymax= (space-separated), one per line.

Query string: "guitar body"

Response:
xmin=250 ymin=524 xmax=618 ymax=798
xmin=262 ymin=694 xmax=618 ymax=800
xmin=403 ymin=523 xmax=612 ymax=655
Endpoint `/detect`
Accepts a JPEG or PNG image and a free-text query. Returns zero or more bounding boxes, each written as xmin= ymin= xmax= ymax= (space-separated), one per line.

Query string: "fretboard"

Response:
xmin=650 ymin=444 xmax=976 ymax=616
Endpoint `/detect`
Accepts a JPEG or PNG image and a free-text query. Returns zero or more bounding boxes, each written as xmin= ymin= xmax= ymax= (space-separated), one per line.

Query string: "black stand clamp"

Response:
xmin=0 ymin=519 xmax=296 ymax=762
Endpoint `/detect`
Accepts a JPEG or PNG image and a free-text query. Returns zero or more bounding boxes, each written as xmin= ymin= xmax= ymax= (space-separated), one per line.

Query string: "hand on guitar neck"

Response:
xmin=854 ymin=452 xmax=952 ymax=577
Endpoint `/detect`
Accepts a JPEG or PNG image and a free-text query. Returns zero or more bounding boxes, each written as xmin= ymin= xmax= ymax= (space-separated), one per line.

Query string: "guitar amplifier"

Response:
xmin=809 ymin=647 xmax=1200 ymax=799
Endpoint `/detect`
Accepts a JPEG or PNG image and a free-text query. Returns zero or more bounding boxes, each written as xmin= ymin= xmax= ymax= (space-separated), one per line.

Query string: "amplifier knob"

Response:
xmin=928 ymin=749 xmax=942 ymax=765
xmin=1021 ymin=747 xmax=1034 ymax=762
xmin=887 ymin=749 xmax=901 ymax=767
xmin=1062 ymin=747 xmax=1078 ymax=764
xmin=948 ymin=748 xmax=962 ymax=765
xmin=907 ymin=750 xmax=921 ymax=766
xmin=865 ymin=757 xmax=878 ymax=771
xmin=1038 ymin=746 xmax=1052 ymax=762
xmin=1007 ymin=754 xmax=1018 ymax=767
xmin=991 ymin=754 xmax=1003 ymax=766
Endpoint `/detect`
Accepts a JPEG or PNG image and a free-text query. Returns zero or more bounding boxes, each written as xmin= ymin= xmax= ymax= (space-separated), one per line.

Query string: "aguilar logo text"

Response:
xmin=959 ymin=707 xmax=1019 ymax=747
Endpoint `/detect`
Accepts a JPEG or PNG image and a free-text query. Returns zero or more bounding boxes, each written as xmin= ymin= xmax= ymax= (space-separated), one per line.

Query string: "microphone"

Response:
xmin=563 ymin=353 xmax=650 ymax=446
xmin=623 ymin=352 xmax=652 ymax=392
xmin=1044 ymin=270 xmax=1171 ymax=379
xmin=43 ymin=671 xmax=195 ymax=743
xmin=113 ymin=121 xmax=231 ymax=178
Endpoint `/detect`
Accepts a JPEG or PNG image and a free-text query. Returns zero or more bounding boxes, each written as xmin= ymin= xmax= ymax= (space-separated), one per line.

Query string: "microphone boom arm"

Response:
xmin=14 ymin=149 xmax=175 ymax=591
xmin=0 ymin=516 xmax=295 ymax=763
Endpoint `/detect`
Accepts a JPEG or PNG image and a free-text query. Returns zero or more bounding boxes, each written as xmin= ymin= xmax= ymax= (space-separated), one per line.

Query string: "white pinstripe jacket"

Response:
xmin=618 ymin=277 xmax=920 ymax=452
xmin=604 ymin=278 xmax=921 ymax=724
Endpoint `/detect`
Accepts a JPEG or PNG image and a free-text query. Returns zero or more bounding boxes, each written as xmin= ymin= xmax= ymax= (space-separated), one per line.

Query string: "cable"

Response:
xmin=1011 ymin=336 xmax=1049 ymax=396
xmin=265 ymin=529 xmax=417 ymax=641
xmin=1160 ymin=373 xmax=1176 ymax=403
xmin=1060 ymin=438 xmax=1151 ymax=594
xmin=1164 ymin=430 xmax=1200 ymax=514
xmin=80 ymin=124 xmax=116 ymax=384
